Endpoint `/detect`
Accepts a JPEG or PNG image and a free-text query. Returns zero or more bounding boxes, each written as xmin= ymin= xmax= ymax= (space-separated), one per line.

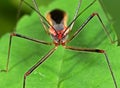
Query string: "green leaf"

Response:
xmin=99 ymin=0 xmax=120 ymax=45
xmin=0 ymin=0 xmax=120 ymax=88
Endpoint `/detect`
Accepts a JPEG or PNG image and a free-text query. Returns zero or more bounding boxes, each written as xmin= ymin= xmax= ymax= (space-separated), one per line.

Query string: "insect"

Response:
xmin=1 ymin=0 xmax=118 ymax=88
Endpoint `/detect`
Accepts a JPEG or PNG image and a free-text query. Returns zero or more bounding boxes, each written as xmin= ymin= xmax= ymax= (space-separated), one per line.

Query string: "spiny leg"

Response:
xmin=67 ymin=13 xmax=115 ymax=43
xmin=64 ymin=46 xmax=118 ymax=88
xmin=23 ymin=46 xmax=57 ymax=88
xmin=0 ymin=32 xmax=52 ymax=72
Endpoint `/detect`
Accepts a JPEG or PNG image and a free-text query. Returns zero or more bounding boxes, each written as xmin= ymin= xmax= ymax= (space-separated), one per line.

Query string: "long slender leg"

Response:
xmin=11 ymin=32 xmax=52 ymax=45
xmin=23 ymin=0 xmax=58 ymax=34
xmin=23 ymin=46 xmax=57 ymax=88
xmin=69 ymin=0 xmax=82 ymax=30
xmin=67 ymin=13 xmax=115 ymax=43
xmin=16 ymin=0 xmax=49 ymax=33
xmin=0 ymin=34 xmax=12 ymax=72
xmin=64 ymin=46 xmax=118 ymax=88
xmin=14 ymin=0 xmax=47 ymax=30
xmin=16 ymin=0 xmax=23 ymax=21
xmin=1 ymin=0 xmax=24 ymax=72
xmin=32 ymin=0 xmax=48 ymax=33
xmin=64 ymin=0 xmax=97 ymax=34
xmin=0 ymin=32 xmax=52 ymax=72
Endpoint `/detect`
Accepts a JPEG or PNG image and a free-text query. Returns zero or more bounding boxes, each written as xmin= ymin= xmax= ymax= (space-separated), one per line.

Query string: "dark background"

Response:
xmin=0 ymin=0 xmax=54 ymax=37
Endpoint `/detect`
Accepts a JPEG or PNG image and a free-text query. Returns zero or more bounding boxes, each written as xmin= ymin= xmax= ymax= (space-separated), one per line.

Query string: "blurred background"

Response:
xmin=0 ymin=0 xmax=18 ymax=37
xmin=0 ymin=0 xmax=120 ymax=44
xmin=0 ymin=0 xmax=54 ymax=37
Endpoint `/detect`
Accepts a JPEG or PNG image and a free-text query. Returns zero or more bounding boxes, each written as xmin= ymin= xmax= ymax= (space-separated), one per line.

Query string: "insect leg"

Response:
xmin=64 ymin=45 xmax=118 ymax=88
xmin=0 ymin=34 xmax=12 ymax=72
xmin=0 ymin=32 xmax=52 ymax=72
xmin=16 ymin=0 xmax=24 ymax=21
xmin=32 ymin=0 xmax=48 ymax=33
xmin=23 ymin=46 xmax=57 ymax=88
xmin=64 ymin=0 xmax=97 ymax=34
xmin=23 ymin=0 xmax=58 ymax=34
xmin=69 ymin=0 xmax=82 ymax=30
xmin=10 ymin=33 xmax=52 ymax=45
xmin=67 ymin=13 xmax=115 ymax=43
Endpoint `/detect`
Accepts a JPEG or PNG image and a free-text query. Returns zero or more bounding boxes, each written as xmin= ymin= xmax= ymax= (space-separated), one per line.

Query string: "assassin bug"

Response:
xmin=1 ymin=0 xmax=118 ymax=88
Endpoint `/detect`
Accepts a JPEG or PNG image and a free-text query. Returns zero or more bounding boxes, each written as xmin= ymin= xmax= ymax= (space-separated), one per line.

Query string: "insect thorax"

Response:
xmin=46 ymin=9 xmax=68 ymax=45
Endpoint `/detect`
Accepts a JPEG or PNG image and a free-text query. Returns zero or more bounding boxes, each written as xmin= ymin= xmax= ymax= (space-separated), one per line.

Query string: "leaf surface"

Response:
xmin=0 ymin=0 xmax=120 ymax=88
